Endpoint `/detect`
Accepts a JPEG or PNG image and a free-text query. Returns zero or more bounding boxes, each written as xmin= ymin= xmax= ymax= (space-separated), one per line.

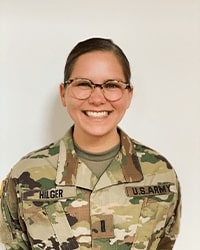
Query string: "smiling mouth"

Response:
xmin=84 ymin=111 xmax=110 ymax=118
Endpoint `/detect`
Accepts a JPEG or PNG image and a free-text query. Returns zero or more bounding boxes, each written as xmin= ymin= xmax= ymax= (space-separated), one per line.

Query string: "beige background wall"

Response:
xmin=0 ymin=0 xmax=199 ymax=249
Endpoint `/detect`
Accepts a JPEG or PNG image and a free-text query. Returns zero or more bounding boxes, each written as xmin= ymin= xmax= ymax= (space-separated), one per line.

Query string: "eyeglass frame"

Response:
xmin=63 ymin=78 xmax=131 ymax=101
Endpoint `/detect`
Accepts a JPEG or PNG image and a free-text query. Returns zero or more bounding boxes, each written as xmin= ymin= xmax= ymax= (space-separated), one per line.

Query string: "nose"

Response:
xmin=88 ymin=86 xmax=106 ymax=105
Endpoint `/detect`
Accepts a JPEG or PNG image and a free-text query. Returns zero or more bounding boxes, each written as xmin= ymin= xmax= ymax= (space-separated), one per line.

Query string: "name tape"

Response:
xmin=22 ymin=186 xmax=76 ymax=201
xmin=126 ymin=183 xmax=174 ymax=197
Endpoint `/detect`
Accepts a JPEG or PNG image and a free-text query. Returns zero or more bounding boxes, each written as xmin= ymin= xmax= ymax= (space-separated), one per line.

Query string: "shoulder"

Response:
xmin=119 ymin=128 xmax=175 ymax=174
xmin=132 ymin=138 xmax=173 ymax=170
xmin=130 ymin=138 xmax=180 ymax=191
xmin=9 ymin=139 xmax=61 ymax=179
xmin=7 ymin=127 xmax=74 ymax=181
xmin=22 ymin=140 xmax=60 ymax=160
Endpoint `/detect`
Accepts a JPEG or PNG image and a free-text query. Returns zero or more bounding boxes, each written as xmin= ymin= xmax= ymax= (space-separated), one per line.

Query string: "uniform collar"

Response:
xmin=55 ymin=126 xmax=143 ymax=188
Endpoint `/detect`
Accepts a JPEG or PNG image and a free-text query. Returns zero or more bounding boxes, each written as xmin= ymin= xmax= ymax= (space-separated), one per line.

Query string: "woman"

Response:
xmin=0 ymin=37 xmax=181 ymax=249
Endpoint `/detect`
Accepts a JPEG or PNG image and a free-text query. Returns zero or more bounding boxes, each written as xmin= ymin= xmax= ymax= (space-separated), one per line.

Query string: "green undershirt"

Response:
xmin=74 ymin=143 xmax=120 ymax=178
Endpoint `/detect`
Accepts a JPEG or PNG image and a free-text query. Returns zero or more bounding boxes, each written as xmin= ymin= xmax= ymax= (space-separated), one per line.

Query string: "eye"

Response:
xmin=74 ymin=79 xmax=92 ymax=88
xmin=104 ymin=81 xmax=122 ymax=89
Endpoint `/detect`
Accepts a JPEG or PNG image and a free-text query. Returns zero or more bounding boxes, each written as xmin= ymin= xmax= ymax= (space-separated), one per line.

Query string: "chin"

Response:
xmin=86 ymin=126 xmax=115 ymax=137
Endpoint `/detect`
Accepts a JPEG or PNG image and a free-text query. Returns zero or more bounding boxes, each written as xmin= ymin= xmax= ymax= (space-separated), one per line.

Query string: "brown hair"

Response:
xmin=64 ymin=37 xmax=131 ymax=83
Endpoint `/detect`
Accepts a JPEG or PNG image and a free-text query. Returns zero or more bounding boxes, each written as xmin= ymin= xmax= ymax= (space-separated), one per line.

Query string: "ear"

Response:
xmin=126 ymin=85 xmax=134 ymax=109
xmin=59 ymin=83 xmax=67 ymax=107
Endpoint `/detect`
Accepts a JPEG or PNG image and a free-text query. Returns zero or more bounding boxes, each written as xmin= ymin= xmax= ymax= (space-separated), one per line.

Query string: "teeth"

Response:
xmin=86 ymin=111 xmax=109 ymax=118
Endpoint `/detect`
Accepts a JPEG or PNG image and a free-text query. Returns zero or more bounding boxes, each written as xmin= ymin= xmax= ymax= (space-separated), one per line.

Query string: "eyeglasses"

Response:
xmin=64 ymin=78 xmax=131 ymax=101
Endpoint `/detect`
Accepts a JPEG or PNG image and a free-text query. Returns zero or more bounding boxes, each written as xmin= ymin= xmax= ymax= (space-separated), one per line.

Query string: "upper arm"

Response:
xmin=0 ymin=177 xmax=30 ymax=249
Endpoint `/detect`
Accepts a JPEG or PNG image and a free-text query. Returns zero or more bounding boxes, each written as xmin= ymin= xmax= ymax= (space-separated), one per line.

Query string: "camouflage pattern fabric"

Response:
xmin=0 ymin=127 xmax=181 ymax=249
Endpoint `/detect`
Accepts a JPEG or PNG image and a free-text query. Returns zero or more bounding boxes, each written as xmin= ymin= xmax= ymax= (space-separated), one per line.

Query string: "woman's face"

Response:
xmin=60 ymin=51 xmax=133 ymax=140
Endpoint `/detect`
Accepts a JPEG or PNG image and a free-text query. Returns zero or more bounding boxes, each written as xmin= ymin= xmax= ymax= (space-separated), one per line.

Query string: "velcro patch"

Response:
xmin=92 ymin=214 xmax=115 ymax=239
xmin=126 ymin=183 xmax=174 ymax=197
xmin=22 ymin=186 xmax=76 ymax=201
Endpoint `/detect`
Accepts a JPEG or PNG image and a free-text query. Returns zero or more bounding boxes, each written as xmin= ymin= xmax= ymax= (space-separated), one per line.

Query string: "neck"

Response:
xmin=73 ymin=127 xmax=120 ymax=153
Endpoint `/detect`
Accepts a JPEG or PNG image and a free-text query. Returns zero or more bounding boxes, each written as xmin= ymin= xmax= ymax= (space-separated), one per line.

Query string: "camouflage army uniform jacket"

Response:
xmin=0 ymin=127 xmax=181 ymax=250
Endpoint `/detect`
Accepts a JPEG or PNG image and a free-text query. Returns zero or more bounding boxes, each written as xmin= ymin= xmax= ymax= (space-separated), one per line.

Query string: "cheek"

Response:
xmin=64 ymin=97 xmax=83 ymax=115
xmin=65 ymin=100 xmax=76 ymax=112
xmin=64 ymin=102 xmax=78 ymax=122
xmin=110 ymin=103 xmax=128 ymax=121
xmin=62 ymin=90 xmax=75 ymax=108
xmin=114 ymin=96 xmax=132 ymax=113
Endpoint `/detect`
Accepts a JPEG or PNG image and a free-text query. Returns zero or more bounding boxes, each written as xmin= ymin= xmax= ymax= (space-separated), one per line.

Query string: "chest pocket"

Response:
xmin=126 ymin=183 xmax=177 ymax=250
xmin=90 ymin=183 xmax=176 ymax=249
xmin=20 ymin=187 xmax=79 ymax=250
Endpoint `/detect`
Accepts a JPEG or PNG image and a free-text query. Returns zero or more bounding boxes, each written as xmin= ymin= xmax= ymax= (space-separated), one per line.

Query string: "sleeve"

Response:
xmin=157 ymin=180 xmax=182 ymax=250
xmin=0 ymin=176 xmax=30 ymax=249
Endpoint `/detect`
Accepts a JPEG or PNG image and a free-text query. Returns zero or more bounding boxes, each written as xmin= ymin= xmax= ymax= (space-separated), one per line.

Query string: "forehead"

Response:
xmin=70 ymin=51 xmax=125 ymax=80
xmin=76 ymin=50 xmax=120 ymax=63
